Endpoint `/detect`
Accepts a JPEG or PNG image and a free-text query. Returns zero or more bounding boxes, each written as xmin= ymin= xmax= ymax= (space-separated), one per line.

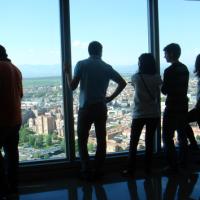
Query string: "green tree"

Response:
xmin=87 ymin=143 xmax=95 ymax=153
xmin=33 ymin=152 xmax=41 ymax=159
xmin=19 ymin=125 xmax=36 ymax=145
xmin=75 ymin=139 xmax=79 ymax=153
xmin=196 ymin=135 xmax=200 ymax=142
xmin=19 ymin=127 xmax=29 ymax=144
xmin=28 ymin=135 xmax=36 ymax=146
xmin=34 ymin=135 xmax=44 ymax=148
xmin=60 ymin=139 xmax=66 ymax=152
xmin=43 ymin=154 xmax=50 ymax=159
xmin=52 ymin=132 xmax=58 ymax=140
xmin=45 ymin=134 xmax=52 ymax=146
xmin=27 ymin=129 xmax=36 ymax=135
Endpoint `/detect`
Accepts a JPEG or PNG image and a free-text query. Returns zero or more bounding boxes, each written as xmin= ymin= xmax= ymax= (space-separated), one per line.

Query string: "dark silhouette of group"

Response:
xmin=123 ymin=43 xmax=200 ymax=176
xmin=66 ymin=41 xmax=200 ymax=179
xmin=0 ymin=41 xmax=200 ymax=200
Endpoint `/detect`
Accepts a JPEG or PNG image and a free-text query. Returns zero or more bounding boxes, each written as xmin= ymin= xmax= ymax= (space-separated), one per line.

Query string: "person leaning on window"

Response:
xmin=65 ymin=41 xmax=126 ymax=181
xmin=122 ymin=53 xmax=162 ymax=176
xmin=0 ymin=45 xmax=23 ymax=198
xmin=185 ymin=54 xmax=200 ymax=151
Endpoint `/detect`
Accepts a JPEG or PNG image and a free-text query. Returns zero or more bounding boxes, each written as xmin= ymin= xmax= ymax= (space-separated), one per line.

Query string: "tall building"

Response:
xmin=43 ymin=115 xmax=56 ymax=134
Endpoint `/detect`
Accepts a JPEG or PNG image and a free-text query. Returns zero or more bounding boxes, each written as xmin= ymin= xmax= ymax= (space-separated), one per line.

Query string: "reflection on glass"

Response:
xmin=0 ymin=0 xmax=66 ymax=161
xmin=70 ymin=0 xmax=148 ymax=155
xmin=163 ymin=174 xmax=198 ymax=200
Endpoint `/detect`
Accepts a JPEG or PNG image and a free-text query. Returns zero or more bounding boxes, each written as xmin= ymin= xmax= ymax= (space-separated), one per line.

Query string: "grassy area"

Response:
xmin=23 ymin=76 xmax=62 ymax=88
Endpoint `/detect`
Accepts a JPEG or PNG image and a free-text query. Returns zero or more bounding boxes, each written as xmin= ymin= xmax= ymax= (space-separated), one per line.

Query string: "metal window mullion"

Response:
xmin=60 ymin=0 xmax=75 ymax=161
xmin=147 ymin=0 xmax=162 ymax=153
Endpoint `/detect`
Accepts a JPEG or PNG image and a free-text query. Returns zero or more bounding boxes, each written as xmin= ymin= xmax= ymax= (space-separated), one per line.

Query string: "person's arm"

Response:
xmin=161 ymin=70 xmax=168 ymax=95
xmin=106 ymin=70 xmax=127 ymax=103
xmin=131 ymin=74 xmax=136 ymax=87
xmin=65 ymin=63 xmax=80 ymax=91
xmin=20 ymin=74 xmax=23 ymax=98
xmin=156 ymin=75 xmax=163 ymax=89
xmin=17 ymin=69 xmax=23 ymax=98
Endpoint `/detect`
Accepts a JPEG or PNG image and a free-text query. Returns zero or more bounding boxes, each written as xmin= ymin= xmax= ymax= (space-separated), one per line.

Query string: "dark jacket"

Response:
xmin=161 ymin=62 xmax=189 ymax=114
xmin=0 ymin=61 xmax=23 ymax=126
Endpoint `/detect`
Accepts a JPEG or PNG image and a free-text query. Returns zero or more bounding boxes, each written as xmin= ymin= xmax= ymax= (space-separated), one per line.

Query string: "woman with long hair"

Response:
xmin=123 ymin=53 xmax=162 ymax=176
xmin=185 ymin=54 xmax=200 ymax=150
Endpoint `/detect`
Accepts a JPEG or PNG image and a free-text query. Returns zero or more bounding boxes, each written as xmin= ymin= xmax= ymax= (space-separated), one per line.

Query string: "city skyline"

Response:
xmin=19 ymin=74 xmax=200 ymax=161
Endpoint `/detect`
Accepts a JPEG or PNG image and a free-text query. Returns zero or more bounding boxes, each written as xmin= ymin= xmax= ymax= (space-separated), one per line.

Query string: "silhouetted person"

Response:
xmin=161 ymin=43 xmax=189 ymax=173
xmin=65 ymin=41 xmax=126 ymax=180
xmin=123 ymin=53 xmax=162 ymax=176
xmin=0 ymin=45 xmax=23 ymax=198
xmin=185 ymin=54 xmax=200 ymax=151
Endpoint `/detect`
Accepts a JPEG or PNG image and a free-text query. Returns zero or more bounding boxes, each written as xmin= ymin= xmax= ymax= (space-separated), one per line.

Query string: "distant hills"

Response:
xmin=18 ymin=64 xmax=62 ymax=78
xmin=18 ymin=64 xmax=194 ymax=78
xmin=18 ymin=64 xmax=137 ymax=78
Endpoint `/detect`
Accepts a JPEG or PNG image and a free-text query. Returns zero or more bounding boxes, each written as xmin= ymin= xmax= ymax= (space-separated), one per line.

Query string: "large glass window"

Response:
xmin=0 ymin=0 xmax=66 ymax=161
xmin=70 ymin=0 xmax=148 ymax=155
xmin=159 ymin=0 xmax=200 ymax=146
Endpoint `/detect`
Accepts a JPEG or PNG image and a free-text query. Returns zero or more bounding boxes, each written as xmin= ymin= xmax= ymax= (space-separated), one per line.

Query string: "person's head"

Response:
xmin=163 ymin=43 xmax=181 ymax=63
xmin=88 ymin=41 xmax=102 ymax=57
xmin=0 ymin=45 xmax=9 ymax=61
xmin=194 ymin=54 xmax=200 ymax=77
xmin=138 ymin=53 xmax=157 ymax=75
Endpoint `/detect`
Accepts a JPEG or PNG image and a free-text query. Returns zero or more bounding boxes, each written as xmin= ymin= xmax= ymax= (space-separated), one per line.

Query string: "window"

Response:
xmin=0 ymin=0 xmax=66 ymax=161
xmin=70 ymin=0 xmax=148 ymax=155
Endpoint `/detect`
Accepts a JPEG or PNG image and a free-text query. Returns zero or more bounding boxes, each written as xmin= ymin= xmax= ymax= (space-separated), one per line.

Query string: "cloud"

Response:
xmin=72 ymin=40 xmax=88 ymax=49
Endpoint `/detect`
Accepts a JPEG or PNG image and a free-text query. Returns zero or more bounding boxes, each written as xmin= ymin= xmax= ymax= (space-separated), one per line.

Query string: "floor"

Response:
xmin=7 ymin=151 xmax=200 ymax=200
xmin=15 ymin=168 xmax=200 ymax=200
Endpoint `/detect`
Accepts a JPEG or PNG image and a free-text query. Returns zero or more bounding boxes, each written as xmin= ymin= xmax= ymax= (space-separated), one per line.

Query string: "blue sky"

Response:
xmin=159 ymin=0 xmax=200 ymax=67
xmin=0 ymin=0 xmax=200 ymax=75
xmin=0 ymin=0 xmax=61 ymax=65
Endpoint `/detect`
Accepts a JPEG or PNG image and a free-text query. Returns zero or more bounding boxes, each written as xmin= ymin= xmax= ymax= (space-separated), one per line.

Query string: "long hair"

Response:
xmin=0 ymin=45 xmax=11 ymax=62
xmin=194 ymin=54 xmax=200 ymax=78
xmin=138 ymin=53 xmax=157 ymax=75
